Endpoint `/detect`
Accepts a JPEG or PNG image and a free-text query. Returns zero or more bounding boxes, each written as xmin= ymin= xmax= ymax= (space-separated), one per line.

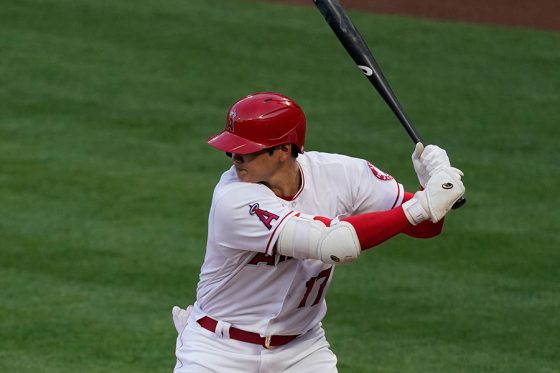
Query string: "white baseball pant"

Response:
xmin=173 ymin=314 xmax=337 ymax=372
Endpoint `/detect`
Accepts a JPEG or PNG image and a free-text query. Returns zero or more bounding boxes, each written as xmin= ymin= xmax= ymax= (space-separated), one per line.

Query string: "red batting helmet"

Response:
xmin=207 ymin=92 xmax=306 ymax=154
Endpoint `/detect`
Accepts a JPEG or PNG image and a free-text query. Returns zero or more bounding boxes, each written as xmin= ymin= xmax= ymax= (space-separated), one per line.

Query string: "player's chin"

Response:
xmin=236 ymin=168 xmax=250 ymax=181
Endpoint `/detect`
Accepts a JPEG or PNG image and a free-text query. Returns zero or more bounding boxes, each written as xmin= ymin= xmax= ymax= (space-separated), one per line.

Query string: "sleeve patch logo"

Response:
xmin=249 ymin=203 xmax=279 ymax=230
xmin=367 ymin=162 xmax=393 ymax=181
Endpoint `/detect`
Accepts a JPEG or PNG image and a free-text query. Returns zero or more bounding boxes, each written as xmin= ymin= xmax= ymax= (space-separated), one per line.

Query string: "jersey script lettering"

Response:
xmin=248 ymin=252 xmax=294 ymax=266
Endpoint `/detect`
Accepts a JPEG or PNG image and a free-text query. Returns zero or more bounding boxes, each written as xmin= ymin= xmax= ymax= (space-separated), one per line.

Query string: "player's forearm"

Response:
xmin=402 ymin=217 xmax=444 ymax=238
xmin=340 ymin=207 xmax=431 ymax=251
xmin=276 ymin=194 xmax=445 ymax=265
xmin=400 ymin=192 xmax=444 ymax=238
xmin=339 ymin=192 xmax=443 ymax=250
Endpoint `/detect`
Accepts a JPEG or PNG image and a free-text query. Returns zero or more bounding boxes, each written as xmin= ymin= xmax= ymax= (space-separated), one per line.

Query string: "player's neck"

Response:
xmin=263 ymin=160 xmax=301 ymax=199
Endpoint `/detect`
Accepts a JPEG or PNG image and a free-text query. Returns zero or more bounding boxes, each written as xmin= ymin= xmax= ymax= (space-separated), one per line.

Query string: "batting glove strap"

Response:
xmin=402 ymin=195 xmax=430 ymax=226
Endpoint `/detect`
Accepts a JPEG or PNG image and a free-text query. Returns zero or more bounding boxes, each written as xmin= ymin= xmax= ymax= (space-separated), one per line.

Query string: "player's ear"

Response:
xmin=276 ymin=144 xmax=292 ymax=160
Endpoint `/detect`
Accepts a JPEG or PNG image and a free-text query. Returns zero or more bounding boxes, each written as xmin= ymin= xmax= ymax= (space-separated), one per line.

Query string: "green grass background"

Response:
xmin=1 ymin=0 xmax=559 ymax=371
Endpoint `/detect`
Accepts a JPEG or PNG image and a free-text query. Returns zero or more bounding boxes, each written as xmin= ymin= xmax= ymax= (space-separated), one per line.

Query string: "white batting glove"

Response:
xmin=412 ymin=143 xmax=451 ymax=188
xmin=403 ymin=167 xmax=465 ymax=224
xmin=172 ymin=305 xmax=193 ymax=333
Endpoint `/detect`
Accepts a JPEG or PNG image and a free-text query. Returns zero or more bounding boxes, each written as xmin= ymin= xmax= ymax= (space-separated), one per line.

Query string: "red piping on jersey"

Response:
xmin=390 ymin=180 xmax=402 ymax=209
xmin=265 ymin=210 xmax=295 ymax=255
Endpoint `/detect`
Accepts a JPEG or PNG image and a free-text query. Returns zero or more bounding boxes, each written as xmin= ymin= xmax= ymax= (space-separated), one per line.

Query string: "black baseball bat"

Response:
xmin=313 ymin=0 xmax=466 ymax=209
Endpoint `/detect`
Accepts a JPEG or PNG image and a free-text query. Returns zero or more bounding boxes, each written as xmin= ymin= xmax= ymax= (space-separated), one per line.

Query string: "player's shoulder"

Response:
xmin=299 ymin=150 xmax=367 ymax=171
xmin=300 ymin=150 xmax=361 ymax=164
xmin=300 ymin=151 xmax=394 ymax=182
xmin=215 ymin=166 xmax=240 ymax=189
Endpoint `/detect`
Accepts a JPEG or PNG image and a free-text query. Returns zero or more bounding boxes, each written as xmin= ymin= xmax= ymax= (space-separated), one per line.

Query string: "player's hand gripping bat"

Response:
xmin=313 ymin=0 xmax=465 ymax=209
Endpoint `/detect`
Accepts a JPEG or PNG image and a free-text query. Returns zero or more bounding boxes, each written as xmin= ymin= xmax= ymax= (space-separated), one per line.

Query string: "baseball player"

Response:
xmin=172 ymin=92 xmax=465 ymax=372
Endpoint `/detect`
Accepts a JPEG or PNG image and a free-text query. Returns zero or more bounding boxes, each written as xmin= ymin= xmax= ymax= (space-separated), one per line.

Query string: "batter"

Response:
xmin=172 ymin=92 xmax=465 ymax=372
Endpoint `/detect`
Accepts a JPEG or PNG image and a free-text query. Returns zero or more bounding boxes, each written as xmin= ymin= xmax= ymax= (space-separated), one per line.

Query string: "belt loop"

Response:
xmin=264 ymin=335 xmax=272 ymax=349
xmin=215 ymin=320 xmax=231 ymax=339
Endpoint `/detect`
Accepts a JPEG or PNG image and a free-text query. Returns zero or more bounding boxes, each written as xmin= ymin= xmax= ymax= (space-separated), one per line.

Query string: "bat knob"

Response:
xmin=451 ymin=196 xmax=466 ymax=210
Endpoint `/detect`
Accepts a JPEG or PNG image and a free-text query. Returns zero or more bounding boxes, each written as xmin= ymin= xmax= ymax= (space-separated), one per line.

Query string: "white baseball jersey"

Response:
xmin=194 ymin=151 xmax=404 ymax=337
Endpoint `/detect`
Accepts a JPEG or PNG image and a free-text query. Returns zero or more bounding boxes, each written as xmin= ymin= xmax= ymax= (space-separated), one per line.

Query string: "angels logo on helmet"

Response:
xmin=226 ymin=109 xmax=236 ymax=132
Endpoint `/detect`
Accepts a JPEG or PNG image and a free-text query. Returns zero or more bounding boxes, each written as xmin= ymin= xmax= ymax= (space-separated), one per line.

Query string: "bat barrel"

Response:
xmin=314 ymin=0 xmax=466 ymax=209
xmin=314 ymin=0 xmax=423 ymax=144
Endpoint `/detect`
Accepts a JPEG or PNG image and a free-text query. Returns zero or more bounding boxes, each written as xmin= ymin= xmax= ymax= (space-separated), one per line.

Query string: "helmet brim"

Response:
xmin=207 ymin=130 xmax=267 ymax=154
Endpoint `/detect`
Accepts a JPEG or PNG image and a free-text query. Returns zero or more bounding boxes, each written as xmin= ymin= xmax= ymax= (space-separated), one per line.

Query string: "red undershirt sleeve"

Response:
xmin=325 ymin=192 xmax=444 ymax=251
xmin=341 ymin=208 xmax=411 ymax=250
